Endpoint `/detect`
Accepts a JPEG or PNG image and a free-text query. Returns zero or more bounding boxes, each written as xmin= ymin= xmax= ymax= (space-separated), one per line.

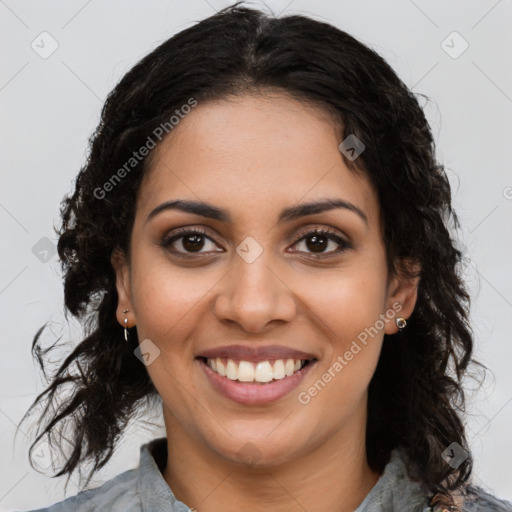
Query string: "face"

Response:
xmin=112 ymin=93 xmax=418 ymax=468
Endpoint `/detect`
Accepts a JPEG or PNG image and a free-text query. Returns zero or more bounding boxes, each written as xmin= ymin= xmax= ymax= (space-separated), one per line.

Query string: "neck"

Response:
xmin=161 ymin=409 xmax=381 ymax=512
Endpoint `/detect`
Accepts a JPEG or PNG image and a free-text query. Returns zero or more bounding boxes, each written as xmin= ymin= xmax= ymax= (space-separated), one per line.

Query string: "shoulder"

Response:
xmin=390 ymin=448 xmax=512 ymax=512
xmin=19 ymin=467 xmax=141 ymax=512
xmin=18 ymin=437 xmax=178 ymax=512
xmin=461 ymin=485 xmax=512 ymax=512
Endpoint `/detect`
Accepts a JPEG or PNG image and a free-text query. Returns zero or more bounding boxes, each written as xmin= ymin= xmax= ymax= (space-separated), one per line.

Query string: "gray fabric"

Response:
xmin=19 ymin=437 xmax=512 ymax=512
xmin=354 ymin=448 xmax=430 ymax=512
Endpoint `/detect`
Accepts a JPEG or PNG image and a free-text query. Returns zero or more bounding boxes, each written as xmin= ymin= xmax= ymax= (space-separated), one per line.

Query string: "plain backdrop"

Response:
xmin=1 ymin=0 xmax=511 ymax=510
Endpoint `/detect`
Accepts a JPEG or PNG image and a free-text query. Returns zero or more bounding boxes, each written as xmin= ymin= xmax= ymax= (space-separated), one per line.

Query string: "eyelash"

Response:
xmin=160 ymin=227 xmax=351 ymax=259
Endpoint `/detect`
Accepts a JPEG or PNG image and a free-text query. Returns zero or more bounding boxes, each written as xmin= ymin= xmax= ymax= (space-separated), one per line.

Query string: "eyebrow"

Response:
xmin=145 ymin=198 xmax=368 ymax=226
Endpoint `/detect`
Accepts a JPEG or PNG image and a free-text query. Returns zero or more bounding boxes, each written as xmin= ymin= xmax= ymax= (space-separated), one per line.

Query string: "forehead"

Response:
xmin=137 ymin=93 xmax=378 ymax=226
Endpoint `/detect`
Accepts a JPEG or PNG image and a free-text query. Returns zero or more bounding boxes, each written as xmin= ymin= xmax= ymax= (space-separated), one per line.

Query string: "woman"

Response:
xmin=18 ymin=4 xmax=512 ymax=511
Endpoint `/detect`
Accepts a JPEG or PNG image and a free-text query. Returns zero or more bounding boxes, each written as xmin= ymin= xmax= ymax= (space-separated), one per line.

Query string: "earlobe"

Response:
xmin=110 ymin=249 xmax=135 ymax=328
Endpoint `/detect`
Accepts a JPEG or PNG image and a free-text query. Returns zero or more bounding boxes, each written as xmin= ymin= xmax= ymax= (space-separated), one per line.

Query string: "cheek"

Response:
xmin=303 ymin=264 xmax=388 ymax=334
xmin=129 ymin=256 xmax=213 ymax=345
xmin=128 ymin=260 xmax=213 ymax=414
xmin=302 ymin=267 xmax=388 ymax=398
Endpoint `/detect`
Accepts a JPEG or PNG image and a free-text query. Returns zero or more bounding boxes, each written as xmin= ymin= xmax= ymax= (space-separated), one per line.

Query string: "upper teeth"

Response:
xmin=207 ymin=358 xmax=306 ymax=383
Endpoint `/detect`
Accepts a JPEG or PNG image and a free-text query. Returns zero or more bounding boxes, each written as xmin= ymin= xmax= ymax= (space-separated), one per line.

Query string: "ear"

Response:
xmin=110 ymin=248 xmax=135 ymax=329
xmin=383 ymin=259 xmax=421 ymax=335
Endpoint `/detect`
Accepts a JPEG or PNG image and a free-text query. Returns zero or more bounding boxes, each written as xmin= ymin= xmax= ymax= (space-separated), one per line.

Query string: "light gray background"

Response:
xmin=1 ymin=0 xmax=511 ymax=510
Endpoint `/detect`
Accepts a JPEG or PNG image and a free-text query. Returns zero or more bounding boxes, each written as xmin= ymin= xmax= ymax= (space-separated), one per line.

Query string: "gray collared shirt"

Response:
xmin=20 ymin=437 xmax=512 ymax=512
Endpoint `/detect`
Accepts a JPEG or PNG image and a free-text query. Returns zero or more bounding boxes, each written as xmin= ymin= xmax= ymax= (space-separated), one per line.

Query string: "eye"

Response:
xmin=161 ymin=228 xmax=222 ymax=257
xmin=289 ymin=228 xmax=351 ymax=258
xmin=161 ymin=226 xmax=351 ymax=259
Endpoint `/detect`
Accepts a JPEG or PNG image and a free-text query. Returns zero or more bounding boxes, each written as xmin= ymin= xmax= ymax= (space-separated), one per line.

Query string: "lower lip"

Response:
xmin=198 ymin=358 xmax=316 ymax=405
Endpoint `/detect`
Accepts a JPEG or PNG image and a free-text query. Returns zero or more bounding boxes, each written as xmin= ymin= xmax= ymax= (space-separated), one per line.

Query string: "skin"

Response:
xmin=112 ymin=92 xmax=419 ymax=512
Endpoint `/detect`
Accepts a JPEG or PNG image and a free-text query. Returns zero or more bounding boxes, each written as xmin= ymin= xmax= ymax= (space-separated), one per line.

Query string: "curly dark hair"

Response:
xmin=19 ymin=3 xmax=483 ymax=510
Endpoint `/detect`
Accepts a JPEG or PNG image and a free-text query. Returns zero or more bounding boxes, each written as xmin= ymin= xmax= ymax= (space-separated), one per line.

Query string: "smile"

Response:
xmin=197 ymin=356 xmax=317 ymax=405
xmin=201 ymin=357 xmax=314 ymax=383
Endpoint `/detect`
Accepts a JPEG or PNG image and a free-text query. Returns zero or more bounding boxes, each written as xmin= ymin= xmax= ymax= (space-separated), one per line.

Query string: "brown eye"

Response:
xmin=161 ymin=228 xmax=222 ymax=257
xmin=181 ymin=233 xmax=206 ymax=252
xmin=304 ymin=233 xmax=329 ymax=252
xmin=291 ymin=228 xmax=351 ymax=257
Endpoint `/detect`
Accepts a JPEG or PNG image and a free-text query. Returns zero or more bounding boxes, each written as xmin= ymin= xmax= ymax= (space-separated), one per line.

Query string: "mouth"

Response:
xmin=196 ymin=355 xmax=318 ymax=405
xmin=196 ymin=356 xmax=317 ymax=384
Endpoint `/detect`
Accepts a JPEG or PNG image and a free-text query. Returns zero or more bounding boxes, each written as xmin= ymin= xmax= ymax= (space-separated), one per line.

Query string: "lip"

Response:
xmin=197 ymin=344 xmax=317 ymax=362
xmin=198 ymin=357 xmax=316 ymax=405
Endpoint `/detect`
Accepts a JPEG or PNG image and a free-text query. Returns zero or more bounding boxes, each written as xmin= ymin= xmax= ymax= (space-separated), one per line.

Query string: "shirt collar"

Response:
xmin=137 ymin=437 xmax=190 ymax=512
xmin=354 ymin=448 xmax=430 ymax=511
xmin=136 ymin=437 xmax=430 ymax=512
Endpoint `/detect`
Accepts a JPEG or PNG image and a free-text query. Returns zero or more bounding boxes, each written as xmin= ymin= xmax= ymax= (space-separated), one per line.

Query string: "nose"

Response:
xmin=213 ymin=249 xmax=297 ymax=333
